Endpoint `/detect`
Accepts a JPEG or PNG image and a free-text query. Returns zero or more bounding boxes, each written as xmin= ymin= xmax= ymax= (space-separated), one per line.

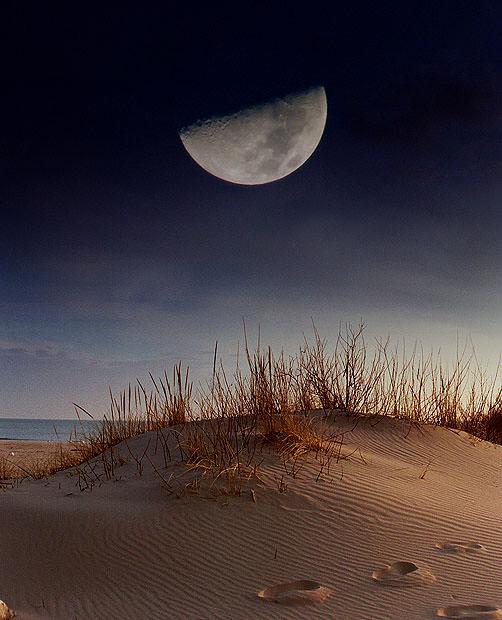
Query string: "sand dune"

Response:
xmin=1 ymin=413 xmax=501 ymax=619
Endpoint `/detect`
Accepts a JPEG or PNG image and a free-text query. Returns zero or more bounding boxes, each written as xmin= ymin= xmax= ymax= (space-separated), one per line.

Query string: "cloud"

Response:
xmin=0 ymin=342 xmax=209 ymax=419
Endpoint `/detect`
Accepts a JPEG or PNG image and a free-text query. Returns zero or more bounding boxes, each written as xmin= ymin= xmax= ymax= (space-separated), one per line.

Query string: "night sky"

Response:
xmin=3 ymin=2 xmax=501 ymax=418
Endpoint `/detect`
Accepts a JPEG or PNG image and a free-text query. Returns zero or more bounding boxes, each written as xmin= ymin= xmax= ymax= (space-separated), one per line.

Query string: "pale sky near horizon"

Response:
xmin=3 ymin=3 xmax=501 ymax=418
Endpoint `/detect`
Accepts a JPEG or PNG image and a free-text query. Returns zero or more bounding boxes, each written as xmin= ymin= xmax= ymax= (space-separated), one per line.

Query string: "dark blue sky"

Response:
xmin=3 ymin=2 xmax=501 ymax=417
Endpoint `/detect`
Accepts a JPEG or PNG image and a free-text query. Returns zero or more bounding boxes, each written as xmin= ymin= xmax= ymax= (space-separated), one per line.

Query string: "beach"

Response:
xmin=1 ymin=413 xmax=501 ymax=619
xmin=0 ymin=441 xmax=72 ymax=477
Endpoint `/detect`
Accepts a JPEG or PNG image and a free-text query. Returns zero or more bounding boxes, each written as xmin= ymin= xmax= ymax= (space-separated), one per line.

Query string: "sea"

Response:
xmin=0 ymin=418 xmax=102 ymax=442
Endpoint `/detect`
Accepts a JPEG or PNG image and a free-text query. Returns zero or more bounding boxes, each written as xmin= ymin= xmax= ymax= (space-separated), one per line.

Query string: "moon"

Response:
xmin=179 ymin=86 xmax=327 ymax=185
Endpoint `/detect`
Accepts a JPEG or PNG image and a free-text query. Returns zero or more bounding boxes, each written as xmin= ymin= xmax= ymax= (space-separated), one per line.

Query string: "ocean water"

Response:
xmin=0 ymin=418 xmax=101 ymax=442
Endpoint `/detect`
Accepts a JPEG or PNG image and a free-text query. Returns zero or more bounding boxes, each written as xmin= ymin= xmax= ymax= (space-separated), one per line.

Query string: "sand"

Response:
xmin=0 ymin=441 xmax=72 ymax=477
xmin=1 ymin=413 xmax=501 ymax=619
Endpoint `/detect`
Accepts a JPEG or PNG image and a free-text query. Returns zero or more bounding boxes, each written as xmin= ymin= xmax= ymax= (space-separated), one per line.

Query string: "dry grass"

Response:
xmin=0 ymin=445 xmax=82 ymax=482
xmin=73 ymin=362 xmax=192 ymax=462
xmin=7 ymin=322 xmax=500 ymax=494
xmin=0 ymin=457 xmax=16 ymax=482
xmin=161 ymin=323 xmax=499 ymax=494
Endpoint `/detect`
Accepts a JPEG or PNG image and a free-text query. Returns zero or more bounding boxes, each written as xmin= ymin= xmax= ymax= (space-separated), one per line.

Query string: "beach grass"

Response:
xmin=6 ymin=323 xmax=500 ymax=490
xmin=62 ymin=322 xmax=499 ymax=492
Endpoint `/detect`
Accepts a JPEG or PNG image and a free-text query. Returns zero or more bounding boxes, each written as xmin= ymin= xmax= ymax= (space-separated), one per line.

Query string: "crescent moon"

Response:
xmin=179 ymin=86 xmax=327 ymax=185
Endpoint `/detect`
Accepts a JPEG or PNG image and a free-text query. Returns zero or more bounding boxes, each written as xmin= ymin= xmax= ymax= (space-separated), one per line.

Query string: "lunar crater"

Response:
xmin=179 ymin=86 xmax=327 ymax=185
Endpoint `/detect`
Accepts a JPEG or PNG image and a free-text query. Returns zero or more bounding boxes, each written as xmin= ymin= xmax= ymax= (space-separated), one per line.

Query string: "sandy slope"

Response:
xmin=1 ymin=413 xmax=501 ymax=619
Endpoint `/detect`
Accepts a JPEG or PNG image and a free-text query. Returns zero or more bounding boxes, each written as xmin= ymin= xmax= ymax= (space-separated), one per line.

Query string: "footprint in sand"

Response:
xmin=372 ymin=561 xmax=436 ymax=586
xmin=0 ymin=600 xmax=14 ymax=620
xmin=258 ymin=580 xmax=330 ymax=605
xmin=435 ymin=604 xmax=502 ymax=619
xmin=436 ymin=542 xmax=485 ymax=554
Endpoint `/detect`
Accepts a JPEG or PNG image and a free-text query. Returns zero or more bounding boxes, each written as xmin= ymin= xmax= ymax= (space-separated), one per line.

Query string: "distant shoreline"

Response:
xmin=0 ymin=437 xmax=58 ymax=442
xmin=0 ymin=418 xmax=100 ymax=442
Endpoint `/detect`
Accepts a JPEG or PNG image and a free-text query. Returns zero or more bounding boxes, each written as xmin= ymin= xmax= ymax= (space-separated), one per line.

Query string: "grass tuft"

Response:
xmin=7 ymin=322 xmax=500 ymax=495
